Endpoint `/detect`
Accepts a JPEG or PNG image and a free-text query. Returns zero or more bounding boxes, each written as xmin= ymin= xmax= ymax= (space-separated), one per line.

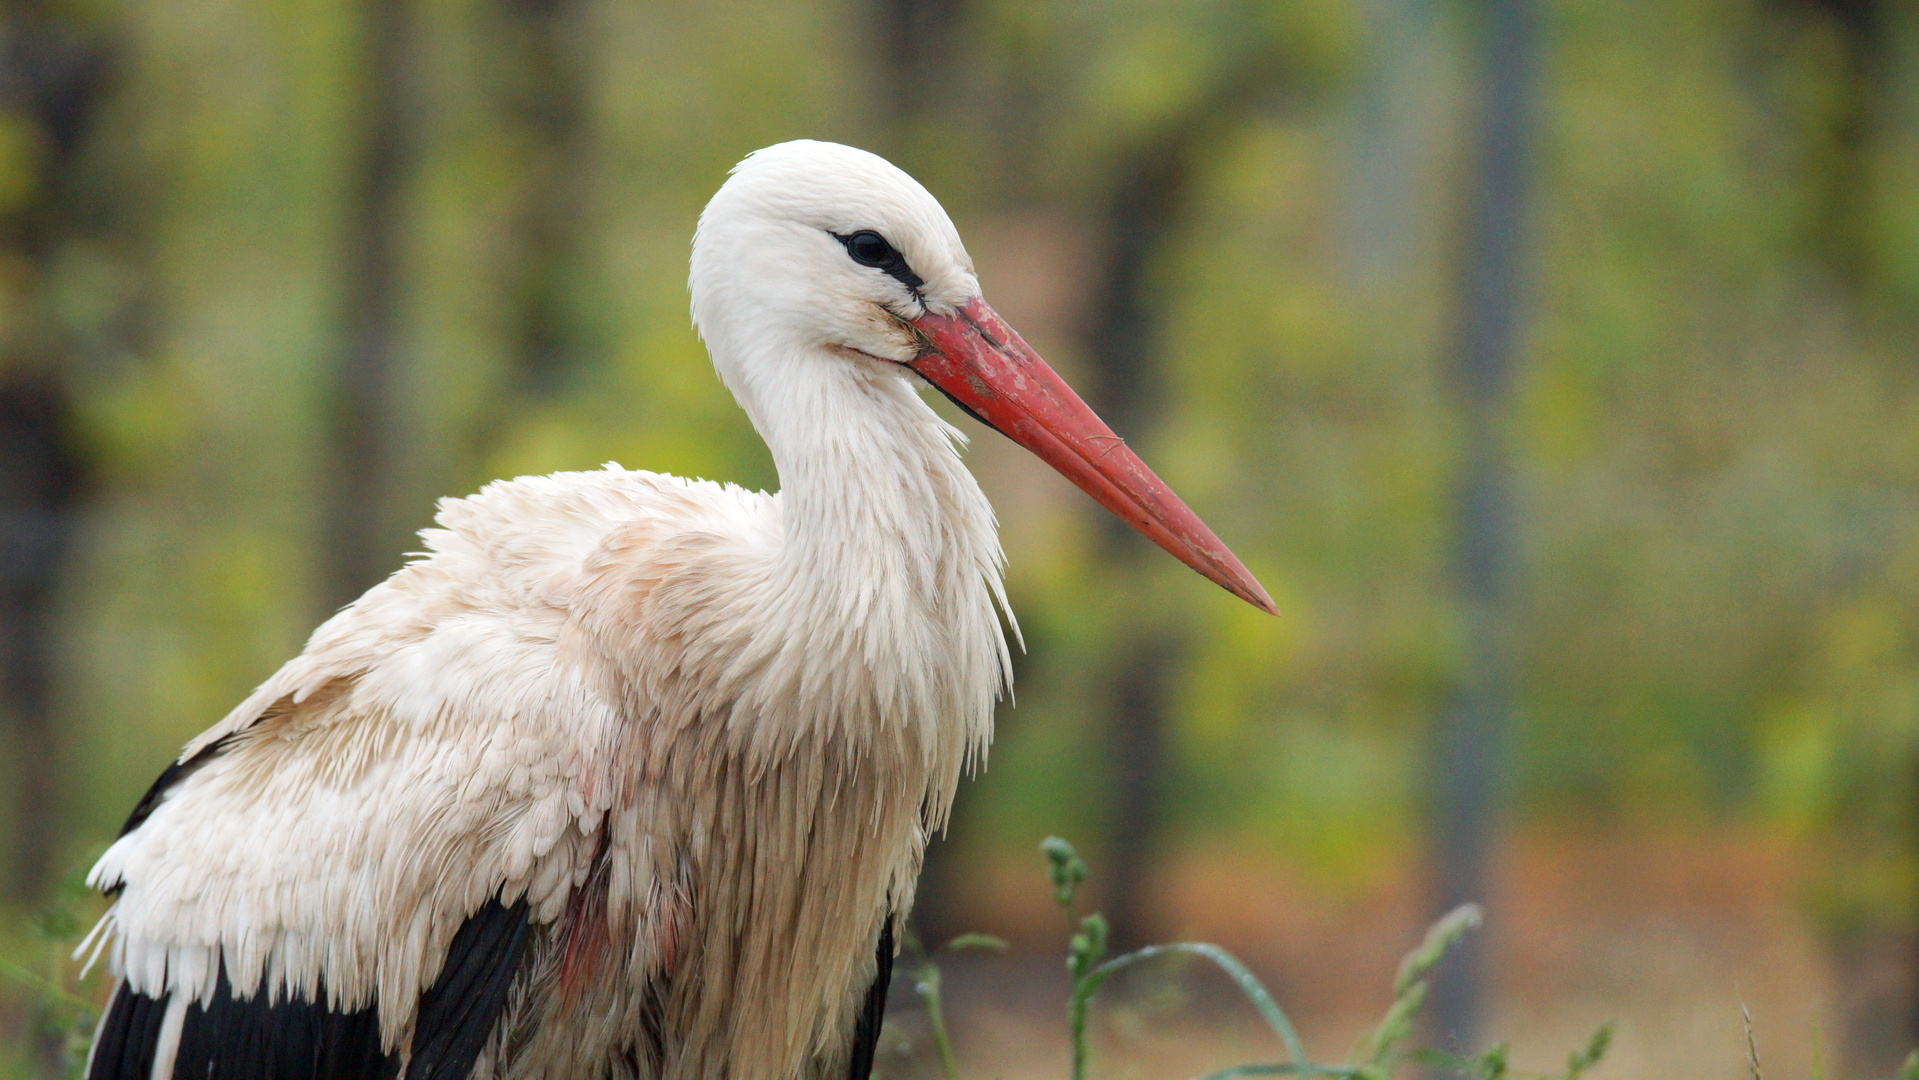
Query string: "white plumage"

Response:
xmin=82 ymin=140 xmax=1270 ymax=1080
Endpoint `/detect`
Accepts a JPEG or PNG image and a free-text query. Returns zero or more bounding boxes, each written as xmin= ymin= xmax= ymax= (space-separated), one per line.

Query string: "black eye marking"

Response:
xmin=831 ymin=229 xmax=926 ymax=296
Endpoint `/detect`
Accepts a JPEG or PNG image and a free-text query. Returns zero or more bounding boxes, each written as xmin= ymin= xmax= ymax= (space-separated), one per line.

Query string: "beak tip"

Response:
xmin=1242 ymin=584 xmax=1280 ymax=617
xmin=1210 ymin=557 xmax=1277 ymax=616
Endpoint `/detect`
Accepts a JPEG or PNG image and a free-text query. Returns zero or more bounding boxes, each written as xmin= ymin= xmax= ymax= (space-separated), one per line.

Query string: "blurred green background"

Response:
xmin=2 ymin=0 xmax=1918 ymax=1076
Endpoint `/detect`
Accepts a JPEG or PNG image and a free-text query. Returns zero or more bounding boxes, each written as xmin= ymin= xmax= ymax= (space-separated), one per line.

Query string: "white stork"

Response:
xmin=79 ymin=140 xmax=1274 ymax=1080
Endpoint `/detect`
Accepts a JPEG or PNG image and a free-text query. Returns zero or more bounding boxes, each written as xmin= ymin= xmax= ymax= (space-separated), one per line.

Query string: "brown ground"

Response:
xmin=879 ymin=825 xmax=1906 ymax=1080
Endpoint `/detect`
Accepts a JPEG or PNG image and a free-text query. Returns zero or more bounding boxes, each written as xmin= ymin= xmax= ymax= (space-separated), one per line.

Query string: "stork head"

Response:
xmin=691 ymin=139 xmax=1275 ymax=615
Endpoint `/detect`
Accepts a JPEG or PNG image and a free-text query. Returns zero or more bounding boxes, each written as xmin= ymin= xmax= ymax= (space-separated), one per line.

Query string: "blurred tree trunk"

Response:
xmin=1785 ymin=0 xmax=1885 ymax=292
xmin=1428 ymin=0 xmax=1535 ymax=1052
xmin=492 ymin=0 xmax=586 ymax=414
xmin=1781 ymin=0 xmax=1919 ymax=1066
xmin=1778 ymin=1 xmax=1919 ymax=1066
xmin=1340 ymin=0 xmax=1443 ymax=296
xmin=1084 ymin=56 xmax=1298 ymax=949
xmin=0 ymin=2 xmax=105 ymax=904
xmin=325 ymin=0 xmax=417 ymax=612
xmin=1084 ymin=126 xmax=1199 ymax=950
xmin=0 ymin=378 xmax=83 ymax=902
xmin=876 ymin=0 xmax=958 ymax=144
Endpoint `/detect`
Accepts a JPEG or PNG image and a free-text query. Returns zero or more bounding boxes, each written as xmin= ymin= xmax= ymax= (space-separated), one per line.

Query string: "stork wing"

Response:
xmin=83 ymin=469 xmax=758 ymax=1080
xmin=90 ymin=895 xmax=529 ymax=1080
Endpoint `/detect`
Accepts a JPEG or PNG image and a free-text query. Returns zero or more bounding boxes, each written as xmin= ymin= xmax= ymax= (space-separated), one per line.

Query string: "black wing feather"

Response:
xmin=406 ymin=897 xmax=532 ymax=1080
xmin=89 ymin=984 xmax=168 ymax=1080
xmin=117 ymin=734 xmax=235 ymax=840
xmin=846 ymin=920 xmax=895 ymax=1080
xmin=169 ymin=968 xmax=391 ymax=1080
xmin=87 ymin=896 xmax=532 ymax=1080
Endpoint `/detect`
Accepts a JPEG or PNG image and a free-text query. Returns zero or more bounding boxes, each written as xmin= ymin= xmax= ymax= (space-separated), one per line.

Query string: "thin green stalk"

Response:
xmin=1067 ymin=939 xmax=1313 ymax=1080
xmin=1068 ymin=937 xmax=1098 ymax=1080
xmin=1090 ymin=944 xmax=1309 ymax=1067
xmin=1064 ymin=909 xmax=1108 ymax=1080
xmin=904 ymin=929 xmax=1002 ymax=1080
xmin=0 ymin=958 xmax=97 ymax=1014
xmin=1070 ymin=986 xmax=1089 ymax=1080
xmin=913 ymin=961 xmax=961 ymax=1080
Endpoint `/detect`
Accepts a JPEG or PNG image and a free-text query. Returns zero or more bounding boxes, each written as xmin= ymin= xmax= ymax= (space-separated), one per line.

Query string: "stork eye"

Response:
xmin=845 ymin=231 xmax=893 ymax=265
xmin=831 ymin=229 xmax=926 ymax=293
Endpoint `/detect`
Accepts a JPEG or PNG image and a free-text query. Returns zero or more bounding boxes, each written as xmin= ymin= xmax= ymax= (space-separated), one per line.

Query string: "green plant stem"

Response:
xmin=1080 ymin=943 xmax=1310 ymax=1067
xmin=0 ymin=959 xmax=97 ymax=1013
xmin=913 ymin=962 xmax=961 ymax=1080
xmin=1070 ymin=976 xmax=1091 ymax=1080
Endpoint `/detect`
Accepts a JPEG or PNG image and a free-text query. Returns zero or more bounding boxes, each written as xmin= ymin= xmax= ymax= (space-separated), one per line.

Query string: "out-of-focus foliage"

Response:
xmin=2 ymin=0 xmax=1919 ymax=1064
xmin=912 ymin=839 xmax=1611 ymax=1080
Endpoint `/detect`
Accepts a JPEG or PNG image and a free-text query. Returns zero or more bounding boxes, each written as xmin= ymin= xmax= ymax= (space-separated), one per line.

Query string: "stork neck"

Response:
xmin=714 ymin=343 xmax=1008 ymax=785
xmin=762 ymin=358 xmax=986 ymax=599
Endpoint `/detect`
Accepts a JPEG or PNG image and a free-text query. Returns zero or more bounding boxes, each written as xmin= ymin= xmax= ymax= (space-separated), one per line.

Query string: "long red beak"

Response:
xmin=909 ymin=297 xmax=1277 ymax=615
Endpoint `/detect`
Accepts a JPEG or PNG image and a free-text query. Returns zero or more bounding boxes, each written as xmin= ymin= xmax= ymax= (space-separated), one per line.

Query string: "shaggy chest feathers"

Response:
xmin=85 ymin=463 xmax=1010 ymax=1080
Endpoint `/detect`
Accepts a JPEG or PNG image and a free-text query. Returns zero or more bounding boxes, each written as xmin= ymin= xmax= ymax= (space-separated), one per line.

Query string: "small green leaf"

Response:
xmin=1068 ymin=913 xmax=1109 ymax=981
xmin=1042 ymin=836 xmax=1088 ymax=908
xmin=1896 ymin=1050 xmax=1919 ymax=1080
xmin=1564 ymin=1021 xmax=1613 ymax=1078
xmin=1394 ymin=904 xmax=1482 ymax=997
xmin=1360 ymin=905 xmax=1480 ymax=1069
xmin=1411 ymin=1048 xmax=1469 ymax=1071
xmin=1473 ymin=1043 xmax=1510 ymax=1080
xmin=942 ymin=933 xmax=1008 ymax=953
xmin=1362 ymin=985 xmax=1426 ymax=1066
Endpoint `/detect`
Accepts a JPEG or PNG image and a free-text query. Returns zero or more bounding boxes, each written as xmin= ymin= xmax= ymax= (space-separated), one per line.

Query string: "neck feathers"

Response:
xmin=717 ymin=349 xmax=1012 ymax=819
